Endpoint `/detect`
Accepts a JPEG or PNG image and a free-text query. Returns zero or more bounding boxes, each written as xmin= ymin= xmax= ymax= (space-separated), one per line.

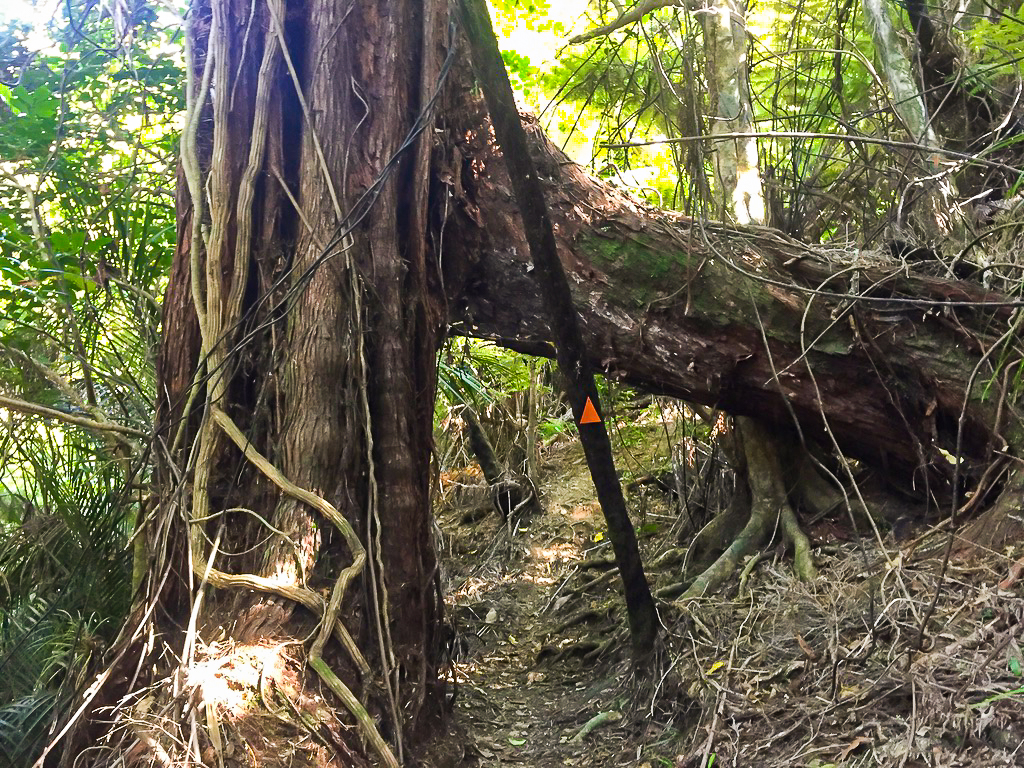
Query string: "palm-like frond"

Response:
xmin=0 ymin=442 xmax=133 ymax=767
xmin=437 ymin=339 xmax=533 ymax=411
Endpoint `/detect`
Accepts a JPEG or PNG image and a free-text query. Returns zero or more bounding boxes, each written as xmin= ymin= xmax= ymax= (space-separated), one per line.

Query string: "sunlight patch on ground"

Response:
xmin=528 ymin=540 xmax=579 ymax=567
xmin=567 ymin=502 xmax=600 ymax=522
xmin=455 ymin=572 xmax=535 ymax=601
xmin=185 ymin=641 xmax=289 ymax=719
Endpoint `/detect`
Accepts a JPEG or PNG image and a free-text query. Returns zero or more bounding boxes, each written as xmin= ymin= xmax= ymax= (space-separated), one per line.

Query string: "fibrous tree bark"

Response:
xmin=68 ymin=1 xmax=457 ymax=765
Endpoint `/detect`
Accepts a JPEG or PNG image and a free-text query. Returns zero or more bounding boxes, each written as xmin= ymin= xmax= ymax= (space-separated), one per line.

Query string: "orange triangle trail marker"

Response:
xmin=580 ymin=397 xmax=601 ymax=424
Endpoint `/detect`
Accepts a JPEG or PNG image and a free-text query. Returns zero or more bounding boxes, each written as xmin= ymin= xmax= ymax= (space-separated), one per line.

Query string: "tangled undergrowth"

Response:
xmin=438 ymin=426 xmax=1024 ymax=767
xmin=77 ymin=420 xmax=1024 ymax=768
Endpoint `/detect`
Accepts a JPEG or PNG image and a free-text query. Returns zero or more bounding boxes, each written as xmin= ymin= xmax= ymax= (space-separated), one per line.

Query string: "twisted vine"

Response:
xmin=175 ymin=3 xmax=400 ymax=765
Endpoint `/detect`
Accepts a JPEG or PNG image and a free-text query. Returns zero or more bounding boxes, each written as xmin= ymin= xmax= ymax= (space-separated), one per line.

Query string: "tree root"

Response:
xmin=203 ymin=408 xmax=399 ymax=768
xmin=568 ymin=567 xmax=619 ymax=597
xmin=680 ymin=499 xmax=772 ymax=600
xmin=654 ymin=580 xmax=691 ymax=599
xmin=780 ymin=503 xmax=816 ymax=581
xmin=552 ymin=607 xmax=609 ymax=634
xmin=537 ymin=636 xmax=617 ymax=665
xmin=579 ymin=554 xmax=618 ymax=569
xmin=568 ymin=709 xmax=621 ymax=742
xmin=679 ymin=417 xmax=818 ymax=601
xmin=737 ymin=550 xmax=765 ymax=593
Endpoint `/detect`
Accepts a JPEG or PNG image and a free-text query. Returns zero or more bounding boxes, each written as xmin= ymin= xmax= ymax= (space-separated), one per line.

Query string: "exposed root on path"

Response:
xmin=680 ymin=417 xmax=817 ymax=600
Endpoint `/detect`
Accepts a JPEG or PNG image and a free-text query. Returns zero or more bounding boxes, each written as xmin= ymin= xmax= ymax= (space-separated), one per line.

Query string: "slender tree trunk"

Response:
xmin=464 ymin=406 xmax=504 ymax=486
xmin=526 ymin=360 xmax=540 ymax=482
xmin=862 ymin=0 xmax=959 ymax=239
xmin=703 ymin=0 xmax=765 ymax=225
xmin=459 ymin=0 xmax=659 ymax=660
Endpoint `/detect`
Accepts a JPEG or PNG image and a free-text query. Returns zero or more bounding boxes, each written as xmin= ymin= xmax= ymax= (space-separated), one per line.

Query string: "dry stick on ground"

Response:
xmin=459 ymin=0 xmax=659 ymax=661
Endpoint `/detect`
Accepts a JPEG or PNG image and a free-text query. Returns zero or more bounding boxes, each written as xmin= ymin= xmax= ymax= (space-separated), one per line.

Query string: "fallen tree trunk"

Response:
xmin=442 ymin=110 xmax=1014 ymax=504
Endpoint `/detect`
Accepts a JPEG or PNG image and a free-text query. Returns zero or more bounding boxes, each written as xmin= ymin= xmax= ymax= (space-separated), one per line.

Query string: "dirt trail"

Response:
xmin=438 ymin=438 xmax=648 ymax=767
xmin=436 ymin=412 xmax=1024 ymax=768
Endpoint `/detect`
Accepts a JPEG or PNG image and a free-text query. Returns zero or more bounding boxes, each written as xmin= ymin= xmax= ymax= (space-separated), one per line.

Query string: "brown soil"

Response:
xmin=438 ymin=434 xmax=650 ymax=767
xmin=437 ymin=424 xmax=1024 ymax=768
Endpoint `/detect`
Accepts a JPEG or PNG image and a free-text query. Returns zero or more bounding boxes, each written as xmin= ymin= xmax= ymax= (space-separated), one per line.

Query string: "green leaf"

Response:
xmin=501 ymin=49 xmax=534 ymax=82
xmin=59 ymin=273 xmax=97 ymax=292
xmin=50 ymin=231 xmax=86 ymax=255
xmin=637 ymin=522 xmax=660 ymax=537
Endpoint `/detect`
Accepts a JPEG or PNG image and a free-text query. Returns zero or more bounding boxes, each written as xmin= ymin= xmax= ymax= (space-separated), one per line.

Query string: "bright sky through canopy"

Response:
xmin=0 ymin=0 xmax=60 ymax=52
xmin=498 ymin=0 xmax=591 ymax=66
xmin=0 ymin=0 xmax=58 ymax=24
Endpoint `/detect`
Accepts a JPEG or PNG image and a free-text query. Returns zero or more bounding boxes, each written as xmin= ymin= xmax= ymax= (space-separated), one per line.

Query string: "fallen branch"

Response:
xmin=569 ymin=710 xmax=622 ymax=742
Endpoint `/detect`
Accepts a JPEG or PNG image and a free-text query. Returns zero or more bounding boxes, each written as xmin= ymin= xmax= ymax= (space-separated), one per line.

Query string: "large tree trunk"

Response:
xmin=92 ymin=1 xmax=455 ymax=765
xmin=444 ymin=110 xmax=1009 ymax=509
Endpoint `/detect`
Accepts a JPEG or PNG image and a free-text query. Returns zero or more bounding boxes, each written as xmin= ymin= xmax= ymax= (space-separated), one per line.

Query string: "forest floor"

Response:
xmin=435 ymin=422 xmax=1024 ymax=768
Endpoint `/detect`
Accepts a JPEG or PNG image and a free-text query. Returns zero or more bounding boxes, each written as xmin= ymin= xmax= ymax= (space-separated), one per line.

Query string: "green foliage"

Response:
xmin=0 ymin=84 xmax=58 ymax=160
xmin=0 ymin=5 xmax=177 ymax=761
xmin=438 ymin=339 xmax=532 ymax=411
xmin=501 ymin=48 xmax=536 ymax=87
xmin=964 ymin=7 xmax=1024 ymax=79
xmin=1009 ymin=655 xmax=1022 ymax=677
xmin=511 ymin=0 xmax=1024 ymax=243
xmin=747 ymin=0 xmax=883 ymax=239
xmin=489 ymin=0 xmax=569 ymax=98
xmin=971 ymin=684 xmax=1024 ymax=708
xmin=636 ymin=521 xmax=660 ymax=537
xmin=539 ymin=415 xmax=570 ymax=439
xmin=0 ymin=8 xmax=179 ymax=425
xmin=539 ymin=12 xmax=695 ymax=208
xmin=0 ymin=437 xmax=133 ymax=765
